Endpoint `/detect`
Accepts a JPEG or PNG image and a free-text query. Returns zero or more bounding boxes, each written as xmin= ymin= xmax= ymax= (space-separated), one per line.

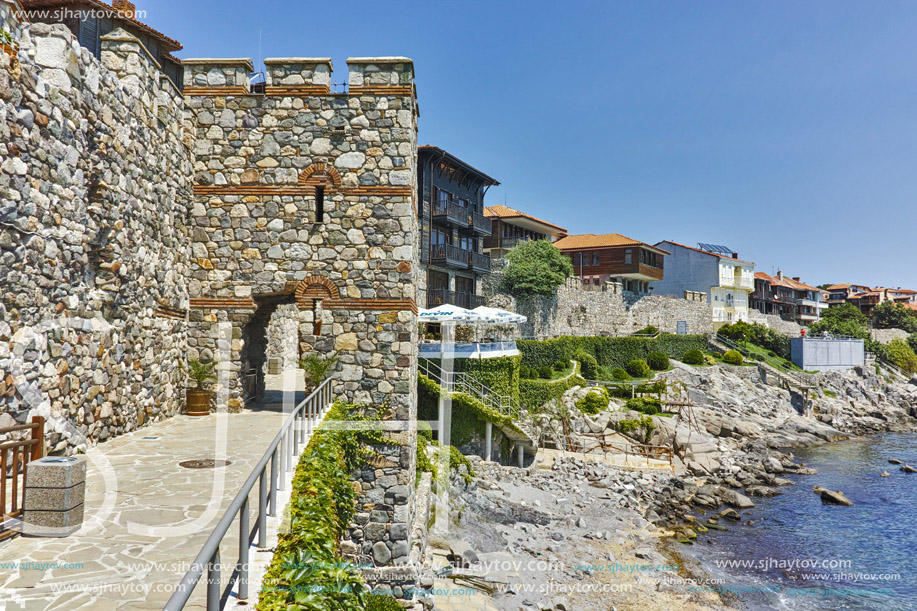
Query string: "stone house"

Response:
xmin=750 ymin=271 xmax=827 ymax=325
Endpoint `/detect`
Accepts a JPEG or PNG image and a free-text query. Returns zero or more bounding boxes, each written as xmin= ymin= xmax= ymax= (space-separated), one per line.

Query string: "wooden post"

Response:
xmin=30 ymin=416 xmax=45 ymax=460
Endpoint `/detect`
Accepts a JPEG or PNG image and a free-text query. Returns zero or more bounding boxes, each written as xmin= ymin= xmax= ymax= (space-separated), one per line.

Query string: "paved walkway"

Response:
xmin=0 ymin=378 xmax=306 ymax=611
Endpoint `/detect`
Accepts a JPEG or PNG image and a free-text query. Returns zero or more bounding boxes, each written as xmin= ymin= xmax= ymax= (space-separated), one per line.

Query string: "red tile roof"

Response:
xmin=657 ymin=240 xmax=755 ymax=265
xmin=754 ymin=272 xmax=825 ymax=293
xmin=21 ymin=0 xmax=182 ymax=51
xmin=483 ymin=204 xmax=567 ymax=233
xmin=555 ymin=233 xmax=670 ymax=254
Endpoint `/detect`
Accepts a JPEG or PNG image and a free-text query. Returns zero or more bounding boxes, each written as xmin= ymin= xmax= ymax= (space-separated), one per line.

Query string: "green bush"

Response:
xmin=575 ymin=387 xmax=610 ymax=415
xmin=610 ymin=367 xmax=631 ymax=381
xmin=717 ymin=321 xmax=791 ymax=359
xmin=682 ymin=349 xmax=705 ymax=365
xmin=647 ymin=351 xmax=670 ymax=371
xmin=574 ymin=351 xmax=599 ymax=379
xmin=888 ymin=338 xmax=917 ymax=375
xmin=615 ymin=415 xmax=655 ymax=443
xmin=625 ymin=397 xmax=661 ymax=415
xmin=722 ymin=350 xmax=744 ymax=365
xmin=625 ymin=359 xmax=651 ymax=378
xmin=366 ymin=594 xmax=405 ymax=611
xmin=634 ymin=325 xmax=659 ymax=335
xmin=553 ymin=360 xmax=568 ymax=372
xmin=519 ymin=363 xmax=587 ymax=411
xmin=519 ymin=365 xmax=535 ymax=379
xmin=538 ymin=365 xmax=553 ymax=379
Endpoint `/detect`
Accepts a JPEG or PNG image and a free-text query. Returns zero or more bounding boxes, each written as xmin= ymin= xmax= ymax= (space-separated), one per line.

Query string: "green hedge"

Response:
xmin=518 ymin=362 xmax=586 ymax=410
xmin=258 ymin=403 xmax=391 ymax=611
xmin=518 ymin=334 xmax=707 ymax=371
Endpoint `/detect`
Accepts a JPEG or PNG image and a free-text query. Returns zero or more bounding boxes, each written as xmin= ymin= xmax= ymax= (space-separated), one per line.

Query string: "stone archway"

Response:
xmin=239 ymin=293 xmax=299 ymax=403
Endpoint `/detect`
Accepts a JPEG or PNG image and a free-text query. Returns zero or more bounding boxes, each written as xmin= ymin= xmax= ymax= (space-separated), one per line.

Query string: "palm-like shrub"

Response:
xmin=185 ymin=359 xmax=217 ymax=389
xmin=298 ymin=350 xmax=339 ymax=389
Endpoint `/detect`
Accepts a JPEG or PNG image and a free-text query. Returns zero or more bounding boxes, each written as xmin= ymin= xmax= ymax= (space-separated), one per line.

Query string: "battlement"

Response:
xmin=182 ymin=58 xmax=254 ymax=94
xmin=347 ymin=57 xmax=414 ymax=94
xmin=264 ymin=57 xmax=332 ymax=94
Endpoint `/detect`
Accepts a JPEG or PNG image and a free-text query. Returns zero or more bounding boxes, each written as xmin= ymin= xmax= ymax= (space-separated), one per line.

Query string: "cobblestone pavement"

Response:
xmin=0 ymin=381 xmax=304 ymax=611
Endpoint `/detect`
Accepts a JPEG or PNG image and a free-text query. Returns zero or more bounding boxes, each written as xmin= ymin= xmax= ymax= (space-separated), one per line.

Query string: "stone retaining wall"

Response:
xmin=488 ymin=278 xmax=712 ymax=339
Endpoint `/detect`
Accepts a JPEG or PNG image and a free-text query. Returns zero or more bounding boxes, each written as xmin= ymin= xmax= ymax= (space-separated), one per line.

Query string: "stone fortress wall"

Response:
xmin=488 ymin=277 xmax=713 ymax=338
xmin=0 ymin=19 xmax=191 ymax=452
xmin=0 ymin=12 xmax=423 ymax=600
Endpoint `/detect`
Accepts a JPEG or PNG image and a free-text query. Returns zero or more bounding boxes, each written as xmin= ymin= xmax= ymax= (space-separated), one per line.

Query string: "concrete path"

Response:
xmin=0 ymin=377 xmax=306 ymax=611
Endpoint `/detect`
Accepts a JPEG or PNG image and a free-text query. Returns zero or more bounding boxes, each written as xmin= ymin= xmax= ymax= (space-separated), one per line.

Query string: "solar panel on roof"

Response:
xmin=697 ymin=243 xmax=734 ymax=256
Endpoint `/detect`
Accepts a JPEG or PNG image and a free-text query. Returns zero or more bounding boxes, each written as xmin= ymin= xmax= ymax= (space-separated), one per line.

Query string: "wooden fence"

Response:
xmin=1 ymin=415 xmax=45 ymax=541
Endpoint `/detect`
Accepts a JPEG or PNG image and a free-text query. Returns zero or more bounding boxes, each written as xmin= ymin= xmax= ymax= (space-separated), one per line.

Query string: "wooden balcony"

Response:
xmin=470 ymin=210 xmax=492 ymax=236
xmin=432 ymin=200 xmax=492 ymax=236
xmin=433 ymin=200 xmax=468 ymax=227
xmin=430 ymin=243 xmax=471 ymax=269
xmin=484 ymin=235 xmax=532 ymax=251
xmin=469 ymin=251 xmax=491 ymax=274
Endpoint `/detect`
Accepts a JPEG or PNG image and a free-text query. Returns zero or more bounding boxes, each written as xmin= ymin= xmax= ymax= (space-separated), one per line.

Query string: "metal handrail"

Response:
xmin=163 ymin=378 xmax=334 ymax=611
xmin=418 ymin=359 xmax=520 ymax=416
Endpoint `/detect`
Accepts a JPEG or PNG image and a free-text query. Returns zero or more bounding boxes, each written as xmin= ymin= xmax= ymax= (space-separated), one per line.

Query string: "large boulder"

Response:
xmin=721 ymin=489 xmax=755 ymax=509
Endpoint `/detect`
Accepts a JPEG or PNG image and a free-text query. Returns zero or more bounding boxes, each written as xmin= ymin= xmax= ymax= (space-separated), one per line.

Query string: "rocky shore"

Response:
xmin=430 ymin=361 xmax=917 ymax=610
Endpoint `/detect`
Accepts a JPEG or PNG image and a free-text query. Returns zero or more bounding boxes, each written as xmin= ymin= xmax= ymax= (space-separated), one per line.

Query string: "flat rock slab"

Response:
xmin=0 ymin=408 xmax=289 ymax=609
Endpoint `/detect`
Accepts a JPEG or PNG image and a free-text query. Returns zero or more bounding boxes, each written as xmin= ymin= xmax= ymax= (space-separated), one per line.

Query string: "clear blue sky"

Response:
xmin=152 ymin=0 xmax=917 ymax=288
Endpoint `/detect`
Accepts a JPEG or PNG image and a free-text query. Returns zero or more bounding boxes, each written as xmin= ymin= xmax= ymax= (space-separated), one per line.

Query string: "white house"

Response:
xmin=652 ymin=241 xmax=756 ymax=326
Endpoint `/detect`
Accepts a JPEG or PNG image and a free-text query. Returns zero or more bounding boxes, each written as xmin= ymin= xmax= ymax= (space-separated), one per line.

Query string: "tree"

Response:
xmin=871 ymin=302 xmax=917 ymax=333
xmin=501 ymin=239 xmax=573 ymax=298
xmin=908 ymin=333 xmax=917 ymax=354
xmin=809 ymin=303 xmax=868 ymax=339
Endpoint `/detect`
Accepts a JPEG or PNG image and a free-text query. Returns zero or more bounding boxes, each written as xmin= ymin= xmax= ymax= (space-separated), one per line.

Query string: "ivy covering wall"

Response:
xmin=418 ymin=374 xmax=525 ymax=453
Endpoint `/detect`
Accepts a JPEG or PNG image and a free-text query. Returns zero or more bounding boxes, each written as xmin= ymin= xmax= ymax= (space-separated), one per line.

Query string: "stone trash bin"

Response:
xmin=22 ymin=456 xmax=86 ymax=537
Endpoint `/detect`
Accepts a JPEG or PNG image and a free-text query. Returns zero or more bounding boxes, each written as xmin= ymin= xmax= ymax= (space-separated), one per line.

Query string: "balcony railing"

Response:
xmin=430 ymin=243 xmax=471 ymax=269
xmin=432 ymin=199 xmax=491 ymax=235
xmin=430 ymin=244 xmax=491 ymax=274
xmin=469 ymin=251 xmax=491 ymax=274
xmin=470 ymin=210 xmax=492 ymax=236
xmin=427 ymin=289 xmax=486 ymax=310
xmin=484 ymin=235 xmax=531 ymax=250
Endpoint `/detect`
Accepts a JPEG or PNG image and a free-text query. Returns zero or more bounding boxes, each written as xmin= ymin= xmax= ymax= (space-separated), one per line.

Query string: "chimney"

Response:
xmin=112 ymin=1 xmax=136 ymax=19
xmin=793 ymin=277 xmax=800 ymax=282
xmin=732 ymin=252 xmax=738 ymax=259
xmin=776 ymin=271 xmax=784 ymax=280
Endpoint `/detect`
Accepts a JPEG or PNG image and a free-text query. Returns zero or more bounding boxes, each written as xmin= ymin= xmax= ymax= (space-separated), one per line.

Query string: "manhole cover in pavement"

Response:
xmin=179 ymin=459 xmax=232 ymax=469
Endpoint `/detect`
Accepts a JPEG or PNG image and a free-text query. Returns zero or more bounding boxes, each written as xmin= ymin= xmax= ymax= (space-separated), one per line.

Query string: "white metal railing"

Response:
xmin=418 ymin=341 xmax=519 ymax=358
xmin=419 ymin=358 xmax=519 ymax=416
xmin=164 ymin=379 xmax=333 ymax=611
